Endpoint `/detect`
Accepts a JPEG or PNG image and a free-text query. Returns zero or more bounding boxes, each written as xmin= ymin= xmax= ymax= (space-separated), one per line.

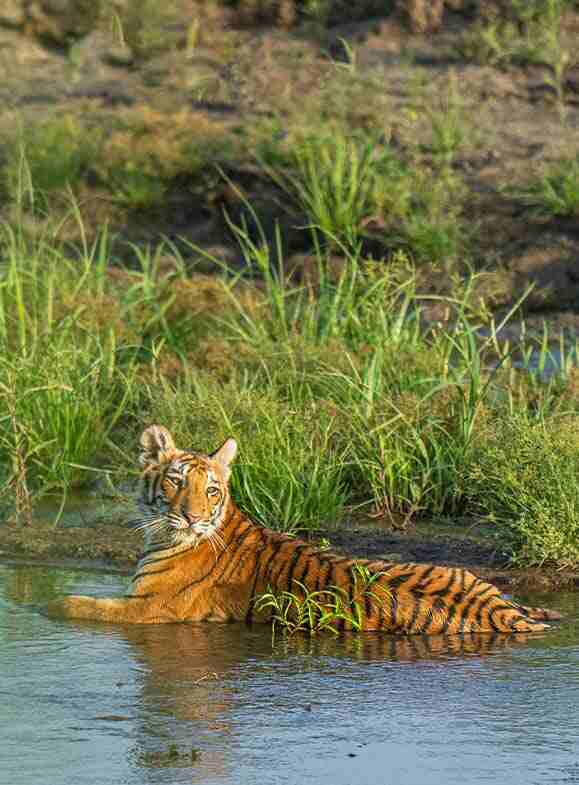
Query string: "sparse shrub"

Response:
xmin=260 ymin=130 xmax=466 ymax=265
xmin=396 ymin=0 xmax=445 ymax=33
xmin=254 ymin=563 xmax=391 ymax=637
xmin=267 ymin=132 xmax=390 ymax=251
xmin=513 ymin=157 xmax=579 ymax=217
xmin=4 ymin=116 xmax=101 ymax=211
xmin=108 ymin=164 xmax=167 ymax=210
xmin=24 ymin=0 xmax=102 ymax=48
xmin=115 ymin=0 xmax=185 ymax=60
xmin=460 ymin=415 xmax=579 ymax=568
xmin=255 ymin=580 xmax=362 ymax=637
xmin=459 ymin=0 xmax=572 ymax=90
xmin=425 ymin=74 xmax=468 ymax=161
xmin=96 ymin=108 xmax=235 ymax=209
xmin=224 ymin=0 xmax=395 ymax=27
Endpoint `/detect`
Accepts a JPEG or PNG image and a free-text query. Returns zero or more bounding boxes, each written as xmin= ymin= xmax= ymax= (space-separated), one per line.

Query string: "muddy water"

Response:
xmin=2 ymin=562 xmax=579 ymax=785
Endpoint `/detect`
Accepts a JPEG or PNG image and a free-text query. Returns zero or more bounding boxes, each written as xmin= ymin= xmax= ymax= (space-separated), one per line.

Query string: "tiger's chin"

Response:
xmin=154 ymin=522 xmax=222 ymax=550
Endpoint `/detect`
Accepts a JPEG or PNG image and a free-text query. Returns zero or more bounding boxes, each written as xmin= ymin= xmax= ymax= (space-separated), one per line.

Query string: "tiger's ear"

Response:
xmin=139 ymin=425 xmax=176 ymax=466
xmin=210 ymin=438 xmax=237 ymax=477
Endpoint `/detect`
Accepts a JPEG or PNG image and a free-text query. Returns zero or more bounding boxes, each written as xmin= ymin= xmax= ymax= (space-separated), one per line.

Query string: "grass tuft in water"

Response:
xmin=254 ymin=563 xmax=392 ymax=638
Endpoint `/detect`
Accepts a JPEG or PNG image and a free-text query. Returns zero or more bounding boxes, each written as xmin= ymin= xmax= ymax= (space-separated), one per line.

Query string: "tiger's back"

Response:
xmin=47 ymin=425 xmax=562 ymax=634
xmin=230 ymin=522 xmax=560 ymax=634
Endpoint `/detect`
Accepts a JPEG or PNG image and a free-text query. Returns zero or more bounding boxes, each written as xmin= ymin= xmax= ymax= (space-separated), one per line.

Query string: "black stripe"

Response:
xmin=315 ymin=558 xmax=331 ymax=593
xmin=389 ymin=593 xmax=399 ymax=631
xmin=439 ymin=603 xmax=457 ymax=633
xmin=415 ymin=564 xmax=437 ymax=587
xmin=283 ymin=545 xmax=308 ymax=592
xmin=206 ymin=520 xmax=255 ymax=585
xmin=408 ymin=595 xmax=423 ymax=633
xmin=260 ymin=539 xmax=291 ymax=589
xmin=263 ymin=546 xmax=288 ymax=589
xmin=293 ymin=552 xmax=314 ymax=592
xmin=140 ymin=548 xmax=187 ymax=563
xmin=245 ymin=528 xmax=270 ymax=624
xmin=427 ymin=569 xmax=459 ymax=597
xmin=327 ymin=557 xmax=352 ymax=576
xmin=133 ymin=566 xmax=175 ymax=580
xmin=376 ymin=588 xmax=385 ymax=629
xmin=458 ymin=580 xmax=489 ymax=623
xmin=364 ymin=590 xmax=373 ymax=622
xmin=423 ymin=597 xmax=446 ymax=634
xmin=218 ymin=522 xmax=262 ymax=583
xmin=457 ymin=583 xmax=493 ymax=632
xmin=492 ymin=602 xmax=522 ymax=615
xmin=326 ymin=562 xmax=337 ymax=595
xmin=383 ymin=571 xmax=416 ymax=591
xmin=487 ymin=605 xmax=501 ymax=632
xmin=475 ymin=590 xmax=499 ymax=629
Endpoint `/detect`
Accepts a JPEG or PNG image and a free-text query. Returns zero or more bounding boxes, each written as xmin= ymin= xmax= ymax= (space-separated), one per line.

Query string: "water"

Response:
xmin=2 ymin=562 xmax=579 ymax=785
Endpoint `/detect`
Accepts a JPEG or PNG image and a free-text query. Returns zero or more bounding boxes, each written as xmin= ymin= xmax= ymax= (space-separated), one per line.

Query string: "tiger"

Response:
xmin=47 ymin=425 xmax=562 ymax=634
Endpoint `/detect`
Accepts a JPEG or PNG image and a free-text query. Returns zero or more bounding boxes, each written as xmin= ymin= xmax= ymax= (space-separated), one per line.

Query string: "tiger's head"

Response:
xmin=137 ymin=425 xmax=237 ymax=548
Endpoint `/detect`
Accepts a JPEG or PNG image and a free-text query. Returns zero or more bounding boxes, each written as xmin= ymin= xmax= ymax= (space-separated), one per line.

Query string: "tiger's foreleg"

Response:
xmin=46 ymin=594 xmax=165 ymax=624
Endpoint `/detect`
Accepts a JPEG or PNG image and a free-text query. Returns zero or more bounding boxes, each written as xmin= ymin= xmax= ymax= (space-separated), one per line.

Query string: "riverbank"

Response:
xmin=1 ymin=513 xmax=578 ymax=592
xmin=1 ymin=2 xmax=579 ymax=313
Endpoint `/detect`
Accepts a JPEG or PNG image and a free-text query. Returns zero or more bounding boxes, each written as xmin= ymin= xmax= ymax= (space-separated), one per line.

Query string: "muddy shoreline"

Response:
xmin=2 ymin=517 xmax=578 ymax=592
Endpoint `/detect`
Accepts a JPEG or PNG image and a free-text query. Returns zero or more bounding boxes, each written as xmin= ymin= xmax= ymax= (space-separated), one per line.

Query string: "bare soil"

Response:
xmin=1 ymin=9 xmax=579 ymax=317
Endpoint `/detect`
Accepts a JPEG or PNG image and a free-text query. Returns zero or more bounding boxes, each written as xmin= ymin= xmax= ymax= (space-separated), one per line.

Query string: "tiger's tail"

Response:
xmin=511 ymin=603 xmax=563 ymax=622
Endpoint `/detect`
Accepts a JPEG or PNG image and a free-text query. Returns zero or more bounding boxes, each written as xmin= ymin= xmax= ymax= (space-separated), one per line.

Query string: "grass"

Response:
xmin=460 ymin=415 xmax=579 ymax=568
xmin=459 ymin=0 xmax=574 ymax=110
xmin=254 ymin=563 xmax=392 ymax=638
xmin=257 ymin=129 xmax=466 ymax=265
xmin=512 ymin=156 xmax=579 ymax=217
xmin=3 ymin=116 xmax=101 ymax=212
xmin=1 ymin=159 xmax=579 ymax=564
xmin=255 ymin=580 xmax=363 ymax=637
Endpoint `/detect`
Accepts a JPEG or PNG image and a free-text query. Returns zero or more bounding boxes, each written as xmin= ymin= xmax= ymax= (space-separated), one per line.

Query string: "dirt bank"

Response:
xmin=1 ymin=514 xmax=578 ymax=591
xmin=2 ymin=6 xmax=579 ymax=316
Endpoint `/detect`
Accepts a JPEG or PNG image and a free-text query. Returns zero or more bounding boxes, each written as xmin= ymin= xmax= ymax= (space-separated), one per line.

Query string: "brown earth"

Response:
xmin=1 ymin=6 xmax=579 ymax=319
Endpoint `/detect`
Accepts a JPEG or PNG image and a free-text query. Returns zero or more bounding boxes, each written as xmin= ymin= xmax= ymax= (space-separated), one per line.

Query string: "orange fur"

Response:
xmin=47 ymin=426 xmax=562 ymax=634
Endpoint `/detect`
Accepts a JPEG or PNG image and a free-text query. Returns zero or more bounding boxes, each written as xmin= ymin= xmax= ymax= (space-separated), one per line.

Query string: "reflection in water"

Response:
xmin=271 ymin=628 xmax=538 ymax=662
xmin=2 ymin=562 xmax=579 ymax=785
xmin=3 ymin=564 xmax=75 ymax=606
xmin=120 ymin=623 xmax=248 ymax=782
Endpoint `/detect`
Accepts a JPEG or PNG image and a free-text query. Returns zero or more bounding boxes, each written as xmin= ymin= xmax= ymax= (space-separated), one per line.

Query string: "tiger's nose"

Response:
xmin=184 ymin=513 xmax=204 ymax=526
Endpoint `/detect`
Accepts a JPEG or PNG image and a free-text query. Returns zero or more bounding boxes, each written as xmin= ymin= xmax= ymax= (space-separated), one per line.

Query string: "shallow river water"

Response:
xmin=2 ymin=561 xmax=579 ymax=785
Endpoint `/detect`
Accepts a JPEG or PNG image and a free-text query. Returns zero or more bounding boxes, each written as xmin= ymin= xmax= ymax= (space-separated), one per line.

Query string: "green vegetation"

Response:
xmin=1 ymin=198 xmax=579 ymax=568
xmin=459 ymin=0 xmax=574 ymax=107
xmin=513 ymin=156 xmax=579 ymax=217
xmin=254 ymin=563 xmax=391 ymax=637
xmin=255 ymin=580 xmax=362 ymax=637
xmin=461 ymin=415 xmax=579 ymax=568
xmin=3 ymin=0 xmax=579 ymax=570
xmin=3 ymin=117 xmax=101 ymax=212
xmin=260 ymin=131 xmax=465 ymax=264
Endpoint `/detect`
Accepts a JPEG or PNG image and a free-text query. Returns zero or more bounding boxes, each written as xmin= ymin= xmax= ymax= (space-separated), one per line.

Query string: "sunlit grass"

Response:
xmin=514 ymin=157 xmax=579 ymax=217
xmin=2 ymin=198 xmax=579 ymax=565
